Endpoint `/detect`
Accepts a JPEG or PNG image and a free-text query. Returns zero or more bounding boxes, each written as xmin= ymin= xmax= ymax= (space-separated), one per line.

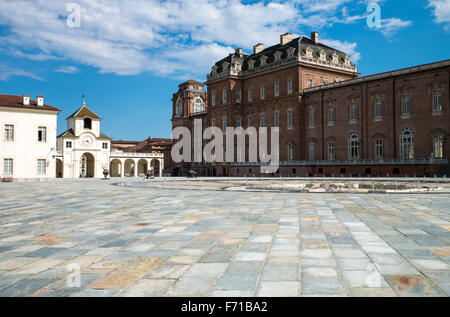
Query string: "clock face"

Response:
xmin=82 ymin=135 xmax=94 ymax=147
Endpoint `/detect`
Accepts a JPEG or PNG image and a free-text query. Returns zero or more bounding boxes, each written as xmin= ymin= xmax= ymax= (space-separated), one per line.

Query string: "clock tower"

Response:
xmin=56 ymin=100 xmax=111 ymax=178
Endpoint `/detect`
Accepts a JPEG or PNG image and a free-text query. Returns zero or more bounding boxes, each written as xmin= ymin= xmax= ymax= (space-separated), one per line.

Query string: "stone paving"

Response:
xmin=0 ymin=178 xmax=449 ymax=297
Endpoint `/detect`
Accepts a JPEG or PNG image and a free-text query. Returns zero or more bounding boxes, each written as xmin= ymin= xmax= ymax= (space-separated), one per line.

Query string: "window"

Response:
xmin=328 ymin=141 xmax=335 ymax=161
xmin=37 ymin=159 xmax=46 ymax=174
xmin=433 ymin=89 xmax=442 ymax=112
xmin=248 ymin=117 xmax=253 ymax=127
xmin=102 ymin=142 xmax=108 ymax=149
xmin=274 ymin=112 xmax=280 ymax=127
xmin=84 ymin=118 xmax=92 ymax=130
xmin=328 ymin=106 xmax=335 ymax=125
xmin=3 ymin=158 xmax=13 ymax=175
xmin=274 ymin=81 xmax=279 ymax=97
xmin=212 ymin=92 xmax=216 ymax=106
xmin=66 ymin=141 xmax=72 ymax=148
xmin=38 ymin=126 xmax=47 ymax=142
xmin=350 ymin=102 xmax=357 ymax=122
xmin=235 ymin=117 xmax=241 ymax=127
xmin=402 ymin=94 xmax=410 ymax=115
xmin=288 ymin=144 xmax=294 ymax=161
xmin=322 ymin=81 xmax=326 ymax=86
xmin=400 ymin=128 xmax=414 ymax=160
xmin=222 ymin=89 xmax=227 ymax=104
xmin=375 ymin=139 xmax=383 ymax=159
xmin=260 ymin=85 xmax=265 ymax=100
xmin=222 ymin=117 xmax=227 ymax=130
xmin=4 ymin=124 xmax=14 ymax=141
xmin=236 ymin=90 xmax=241 ymax=103
xmin=309 ymin=106 xmax=315 ymax=128
xmin=348 ymin=133 xmax=360 ymax=160
xmin=176 ymin=99 xmax=182 ymax=116
xmin=260 ymin=114 xmax=265 ymax=127
xmin=211 ymin=119 xmax=216 ymax=127
xmin=307 ymin=79 xmax=313 ymax=88
xmin=375 ymin=98 xmax=382 ymax=119
xmin=288 ymin=110 xmax=293 ymax=127
xmin=309 ymin=143 xmax=316 ymax=161
xmin=248 ymin=88 xmax=253 ymax=102
xmin=194 ymin=98 xmax=203 ymax=113
xmin=433 ymin=135 xmax=444 ymax=158
xmin=287 ymin=79 xmax=293 ymax=94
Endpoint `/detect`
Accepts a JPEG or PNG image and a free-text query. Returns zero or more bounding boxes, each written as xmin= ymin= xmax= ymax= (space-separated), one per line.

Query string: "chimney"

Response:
xmin=253 ymin=43 xmax=264 ymax=54
xmin=280 ymin=33 xmax=292 ymax=45
xmin=235 ymin=48 xmax=243 ymax=57
xmin=311 ymin=31 xmax=319 ymax=44
xmin=37 ymin=95 xmax=44 ymax=107
xmin=23 ymin=95 xmax=30 ymax=106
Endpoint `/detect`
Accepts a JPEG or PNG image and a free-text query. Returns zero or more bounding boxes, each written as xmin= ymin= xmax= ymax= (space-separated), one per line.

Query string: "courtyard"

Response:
xmin=0 ymin=178 xmax=449 ymax=297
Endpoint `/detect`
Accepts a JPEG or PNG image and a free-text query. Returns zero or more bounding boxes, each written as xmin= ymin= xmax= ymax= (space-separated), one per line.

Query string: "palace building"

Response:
xmin=171 ymin=32 xmax=450 ymax=177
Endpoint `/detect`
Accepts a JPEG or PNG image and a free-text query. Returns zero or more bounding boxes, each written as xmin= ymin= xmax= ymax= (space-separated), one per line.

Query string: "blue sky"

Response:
xmin=0 ymin=0 xmax=449 ymax=140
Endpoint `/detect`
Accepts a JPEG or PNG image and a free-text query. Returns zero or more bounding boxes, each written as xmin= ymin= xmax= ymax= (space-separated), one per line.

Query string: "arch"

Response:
xmin=56 ymin=159 xmax=63 ymax=178
xmin=124 ymin=159 xmax=136 ymax=177
xmin=176 ymin=98 xmax=182 ymax=116
xmin=151 ymin=159 xmax=161 ymax=177
xmin=193 ymin=97 xmax=204 ymax=113
xmin=80 ymin=152 xmax=95 ymax=178
xmin=348 ymin=133 xmax=360 ymax=160
xmin=400 ymin=128 xmax=414 ymax=160
xmin=84 ymin=118 xmax=92 ymax=130
xmin=110 ymin=159 xmax=122 ymax=177
xmin=137 ymin=159 xmax=148 ymax=176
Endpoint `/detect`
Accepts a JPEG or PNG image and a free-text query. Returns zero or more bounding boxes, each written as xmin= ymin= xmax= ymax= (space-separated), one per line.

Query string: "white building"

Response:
xmin=0 ymin=94 xmax=60 ymax=181
xmin=56 ymin=102 xmax=111 ymax=178
xmin=1 ymin=95 xmax=164 ymax=181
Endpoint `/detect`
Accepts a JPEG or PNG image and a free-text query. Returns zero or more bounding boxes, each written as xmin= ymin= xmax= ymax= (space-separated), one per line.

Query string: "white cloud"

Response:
xmin=0 ymin=0 xmax=413 ymax=79
xmin=428 ymin=0 xmax=450 ymax=29
xmin=0 ymin=64 xmax=43 ymax=81
xmin=54 ymin=66 xmax=79 ymax=74
xmin=377 ymin=18 xmax=413 ymax=36
xmin=321 ymin=39 xmax=361 ymax=63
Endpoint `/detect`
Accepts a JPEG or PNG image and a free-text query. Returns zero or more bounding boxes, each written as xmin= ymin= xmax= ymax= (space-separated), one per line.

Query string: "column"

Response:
xmin=121 ymin=159 xmax=125 ymax=177
xmin=159 ymin=159 xmax=163 ymax=177
xmin=134 ymin=160 xmax=138 ymax=177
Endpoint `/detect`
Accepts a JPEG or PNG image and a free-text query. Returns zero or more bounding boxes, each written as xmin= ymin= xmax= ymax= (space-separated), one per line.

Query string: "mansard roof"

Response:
xmin=66 ymin=105 xmax=101 ymax=120
xmin=211 ymin=35 xmax=350 ymax=75
xmin=0 ymin=94 xmax=60 ymax=112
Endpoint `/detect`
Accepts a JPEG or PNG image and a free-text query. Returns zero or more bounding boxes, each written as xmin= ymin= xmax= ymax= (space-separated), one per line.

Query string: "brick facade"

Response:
xmin=171 ymin=32 xmax=450 ymax=177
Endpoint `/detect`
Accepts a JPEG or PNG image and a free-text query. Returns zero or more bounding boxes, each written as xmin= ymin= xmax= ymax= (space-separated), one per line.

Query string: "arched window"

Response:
xmin=194 ymin=98 xmax=203 ymax=113
xmin=176 ymin=99 xmax=182 ymax=116
xmin=288 ymin=144 xmax=294 ymax=161
xmin=328 ymin=141 xmax=335 ymax=161
xmin=348 ymin=133 xmax=360 ymax=160
xmin=433 ymin=135 xmax=444 ymax=158
xmin=400 ymin=128 xmax=414 ymax=160
xmin=83 ymin=118 xmax=92 ymax=130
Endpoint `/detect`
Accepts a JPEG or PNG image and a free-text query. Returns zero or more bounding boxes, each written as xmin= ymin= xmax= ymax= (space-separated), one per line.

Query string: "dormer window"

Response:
xmin=84 ymin=118 xmax=92 ymax=130
xmin=287 ymin=47 xmax=296 ymax=58
xmin=260 ymin=55 xmax=268 ymax=66
xmin=248 ymin=59 xmax=255 ymax=70
xmin=274 ymin=51 xmax=282 ymax=62
xmin=305 ymin=47 xmax=313 ymax=58
xmin=345 ymin=56 xmax=351 ymax=65
xmin=212 ymin=66 xmax=218 ymax=74
xmin=332 ymin=53 xmax=339 ymax=64
xmin=319 ymin=50 xmax=327 ymax=61
xmin=222 ymin=62 xmax=229 ymax=71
